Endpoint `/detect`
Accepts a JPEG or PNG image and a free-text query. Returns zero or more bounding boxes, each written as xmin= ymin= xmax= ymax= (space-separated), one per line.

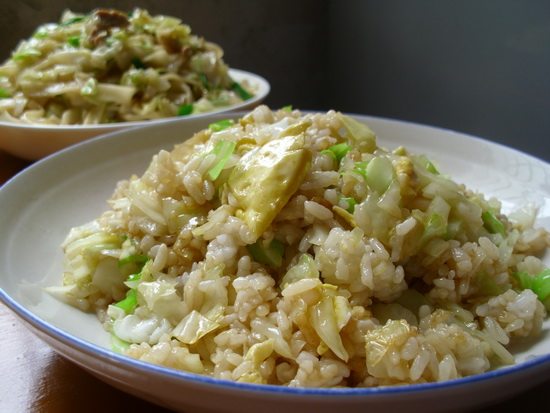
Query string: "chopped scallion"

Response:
xmin=33 ymin=29 xmax=51 ymax=39
xmin=340 ymin=197 xmax=357 ymax=213
xmin=114 ymin=289 xmax=138 ymax=314
xmin=60 ymin=16 xmax=86 ymax=26
xmin=418 ymin=155 xmax=440 ymax=174
xmin=124 ymin=272 xmax=142 ymax=289
xmin=482 ymin=211 xmax=506 ymax=237
xmin=199 ymin=73 xmax=210 ymax=89
xmin=281 ymin=105 xmax=293 ymax=112
xmin=111 ymin=333 xmax=130 ymax=353
xmin=514 ymin=269 xmax=550 ymax=310
xmin=247 ymin=239 xmax=285 ymax=268
xmin=67 ymin=36 xmax=80 ymax=47
xmin=321 ymin=143 xmax=351 ymax=163
xmin=118 ymin=254 xmax=149 ymax=269
xmin=0 ymin=88 xmax=11 ymax=99
xmin=178 ymin=103 xmax=194 ymax=116
xmin=426 ymin=160 xmax=439 ymax=174
xmin=353 ymin=161 xmax=369 ymax=179
xmin=231 ymin=81 xmax=253 ymax=100
xmin=80 ymin=78 xmax=98 ymax=96
xmin=12 ymin=49 xmax=41 ymax=61
xmin=209 ymin=119 xmax=234 ymax=132
xmin=126 ymin=273 xmax=142 ymax=283
xmin=207 ymin=140 xmax=236 ymax=180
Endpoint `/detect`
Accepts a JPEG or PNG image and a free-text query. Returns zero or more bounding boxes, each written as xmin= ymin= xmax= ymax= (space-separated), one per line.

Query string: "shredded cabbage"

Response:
xmin=0 ymin=8 xmax=255 ymax=125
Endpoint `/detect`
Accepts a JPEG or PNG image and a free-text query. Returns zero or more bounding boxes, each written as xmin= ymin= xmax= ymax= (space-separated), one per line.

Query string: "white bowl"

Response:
xmin=0 ymin=69 xmax=269 ymax=160
xmin=0 ymin=113 xmax=548 ymax=413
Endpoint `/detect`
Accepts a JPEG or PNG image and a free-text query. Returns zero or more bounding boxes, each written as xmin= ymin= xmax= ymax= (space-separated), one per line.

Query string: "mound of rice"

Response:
xmin=49 ymin=106 xmax=550 ymax=387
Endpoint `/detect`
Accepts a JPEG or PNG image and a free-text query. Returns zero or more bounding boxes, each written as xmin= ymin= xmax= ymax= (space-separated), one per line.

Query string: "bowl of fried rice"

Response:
xmin=0 ymin=8 xmax=269 ymax=160
xmin=0 ymin=106 xmax=548 ymax=412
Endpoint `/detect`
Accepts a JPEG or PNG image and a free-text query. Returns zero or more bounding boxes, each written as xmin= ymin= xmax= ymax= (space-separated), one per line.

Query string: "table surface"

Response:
xmin=1 ymin=148 xmax=549 ymax=412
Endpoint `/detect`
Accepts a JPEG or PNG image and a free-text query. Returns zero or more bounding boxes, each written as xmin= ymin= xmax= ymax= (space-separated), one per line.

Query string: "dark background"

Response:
xmin=1 ymin=0 xmax=549 ymax=161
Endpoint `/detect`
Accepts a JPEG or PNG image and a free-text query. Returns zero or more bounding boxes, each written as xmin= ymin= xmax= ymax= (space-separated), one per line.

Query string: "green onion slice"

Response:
xmin=209 ymin=119 xmax=234 ymax=132
xmin=231 ymin=81 xmax=253 ymax=100
xmin=514 ymin=269 xmax=550 ymax=310
xmin=67 ymin=36 xmax=80 ymax=47
xmin=247 ymin=239 xmax=285 ymax=268
xmin=340 ymin=197 xmax=357 ymax=213
xmin=207 ymin=140 xmax=236 ymax=180
xmin=321 ymin=143 xmax=351 ymax=163
xmin=482 ymin=211 xmax=506 ymax=237
xmin=178 ymin=104 xmax=194 ymax=116
xmin=114 ymin=289 xmax=138 ymax=314
xmin=60 ymin=16 xmax=86 ymax=26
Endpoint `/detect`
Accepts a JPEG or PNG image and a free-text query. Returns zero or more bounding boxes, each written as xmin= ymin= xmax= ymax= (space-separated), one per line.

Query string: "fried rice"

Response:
xmin=49 ymin=106 xmax=550 ymax=387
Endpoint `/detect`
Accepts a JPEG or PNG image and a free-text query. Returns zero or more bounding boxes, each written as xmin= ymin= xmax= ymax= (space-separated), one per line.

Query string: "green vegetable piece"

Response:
xmin=353 ymin=161 xmax=369 ymax=179
xmin=482 ymin=211 xmax=506 ymax=237
xmin=426 ymin=160 xmax=439 ymax=174
xmin=208 ymin=140 xmax=236 ymax=180
xmin=532 ymin=269 xmax=550 ymax=301
xmin=124 ymin=272 xmax=142 ymax=289
xmin=321 ymin=143 xmax=351 ymax=163
xmin=110 ymin=333 xmax=130 ymax=353
xmin=209 ymin=119 xmax=234 ymax=132
xmin=514 ymin=269 xmax=550 ymax=309
xmin=231 ymin=81 xmax=253 ymax=100
xmin=131 ymin=57 xmax=145 ymax=68
xmin=417 ymin=155 xmax=439 ymax=174
xmin=0 ymin=88 xmax=11 ymax=99
xmin=199 ymin=73 xmax=210 ymax=89
xmin=118 ymin=254 xmax=149 ymax=269
xmin=60 ymin=16 xmax=86 ymax=26
xmin=340 ymin=197 xmax=357 ymax=213
xmin=178 ymin=103 xmax=194 ymax=116
xmin=248 ymin=239 xmax=285 ymax=268
xmin=114 ymin=289 xmax=138 ymax=314
xmin=365 ymin=156 xmax=394 ymax=194
xmin=281 ymin=105 xmax=293 ymax=112
xmin=12 ymin=48 xmax=41 ymax=61
xmin=67 ymin=36 xmax=80 ymax=47
xmin=80 ymin=78 xmax=98 ymax=96
xmin=514 ymin=271 xmax=533 ymax=290
xmin=337 ymin=114 xmax=377 ymax=153
xmin=33 ymin=27 xmax=52 ymax=39
xmin=127 ymin=273 xmax=142 ymax=282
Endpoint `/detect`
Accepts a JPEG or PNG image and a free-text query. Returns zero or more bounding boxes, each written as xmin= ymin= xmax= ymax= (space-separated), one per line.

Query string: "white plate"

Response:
xmin=0 ymin=69 xmax=269 ymax=161
xmin=0 ymin=113 xmax=549 ymax=413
